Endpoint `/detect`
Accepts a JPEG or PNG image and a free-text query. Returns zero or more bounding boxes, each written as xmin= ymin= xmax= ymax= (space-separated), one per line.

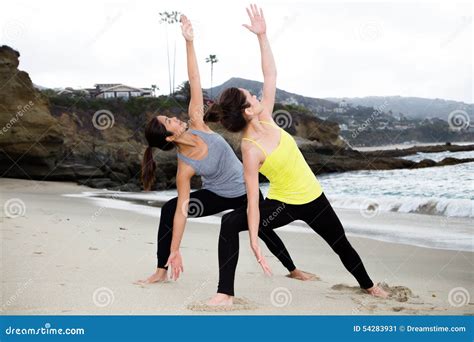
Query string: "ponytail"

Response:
xmin=142 ymin=116 xmax=176 ymax=191
xmin=204 ymin=88 xmax=249 ymax=132
xmin=141 ymin=146 xmax=157 ymax=191
xmin=203 ymin=102 xmax=223 ymax=123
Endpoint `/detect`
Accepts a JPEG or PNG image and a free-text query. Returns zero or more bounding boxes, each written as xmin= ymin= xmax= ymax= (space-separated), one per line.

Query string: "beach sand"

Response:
xmin=1 ymin=178 xmax=472 ymax=315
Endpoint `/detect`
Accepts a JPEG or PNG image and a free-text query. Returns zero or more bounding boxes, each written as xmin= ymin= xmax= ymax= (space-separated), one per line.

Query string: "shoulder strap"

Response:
xmin=188 ymin=129 xmax=216 ymax=150
xmin=259 ymin=120 xmax=280 ymax=129
xmin=242 ymin=137 xmax=268 ymax=157
xmin=176 ymin=152 xmax=192 ymax=163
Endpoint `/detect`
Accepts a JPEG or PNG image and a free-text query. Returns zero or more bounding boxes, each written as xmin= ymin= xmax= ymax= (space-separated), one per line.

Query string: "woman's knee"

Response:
xmin=161 ymin=198 xmax=178 ymax=221
xmin=219 ymin=210 xmax=246 ymax=239
xmin=331 ymin=235 xmax=354 ymax=255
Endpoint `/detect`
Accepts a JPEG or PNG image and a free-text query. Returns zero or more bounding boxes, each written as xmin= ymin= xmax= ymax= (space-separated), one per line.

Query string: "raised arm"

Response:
xmin=243 ymin=5 xmax=276 ymax=121
xmin=165 ymin=160 xmax=195 ymax=280
xmin=241 ymin=142 xmax=272 ymax=276
xmin=180 ymin=15 xmax=206 ymax=128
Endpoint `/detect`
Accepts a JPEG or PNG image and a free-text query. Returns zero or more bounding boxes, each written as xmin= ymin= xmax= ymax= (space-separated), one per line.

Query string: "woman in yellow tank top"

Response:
xmin=242 ymin=120 xmax=323 ymax=204
xmin=205 ymin=5 xmax=388 ymax=306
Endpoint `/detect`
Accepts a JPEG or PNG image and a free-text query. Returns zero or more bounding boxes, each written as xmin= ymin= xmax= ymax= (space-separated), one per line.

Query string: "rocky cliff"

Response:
xmin=0 ymin=45 xmax=64 ymax=178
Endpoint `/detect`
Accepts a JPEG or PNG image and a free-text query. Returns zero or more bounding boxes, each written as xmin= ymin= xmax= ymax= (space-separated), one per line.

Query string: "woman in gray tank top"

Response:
xmin=137 ymin=15 xmax=309 ymax=285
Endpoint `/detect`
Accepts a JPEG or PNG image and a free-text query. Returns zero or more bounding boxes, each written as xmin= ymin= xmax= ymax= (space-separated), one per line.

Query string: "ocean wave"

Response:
xmin=327 ymin=194 xmax=474 ymax=218
xmin=63 ymin=191 xmax=473 ymax=252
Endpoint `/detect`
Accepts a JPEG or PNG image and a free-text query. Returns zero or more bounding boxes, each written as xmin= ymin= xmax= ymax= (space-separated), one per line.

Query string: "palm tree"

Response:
xmin=205 ymin=54 xmax=218 ymax=99
xmin=159 ymin=11 xmax=181 ymax=95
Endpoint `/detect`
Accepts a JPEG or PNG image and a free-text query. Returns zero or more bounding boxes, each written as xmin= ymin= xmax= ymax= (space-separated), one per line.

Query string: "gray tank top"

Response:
xmin=177 ymin=129 xmax=246 ymax=198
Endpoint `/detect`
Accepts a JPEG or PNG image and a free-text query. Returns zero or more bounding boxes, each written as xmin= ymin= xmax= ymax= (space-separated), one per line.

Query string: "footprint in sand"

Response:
xmin=187 ymin=297 xmax=259 ymax=312
xmin=331 ymin=282 xmax=418 ymax=303
xmin=332 ymin=282 xmax=436 ymax=313
xmin=392 ymin=306 xmax=404 ymax=312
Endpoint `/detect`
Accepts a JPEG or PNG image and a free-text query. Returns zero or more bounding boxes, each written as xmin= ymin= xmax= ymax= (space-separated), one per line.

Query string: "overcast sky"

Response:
xmin=1 ymin=0 xmax=472 ymax=103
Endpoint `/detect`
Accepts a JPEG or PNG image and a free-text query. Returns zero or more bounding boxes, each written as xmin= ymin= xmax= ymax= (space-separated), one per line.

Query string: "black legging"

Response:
xmin=217 ymin=192 xmax=374 ymax=296
xmin=156 ymin=189 xmax=296 ymax=272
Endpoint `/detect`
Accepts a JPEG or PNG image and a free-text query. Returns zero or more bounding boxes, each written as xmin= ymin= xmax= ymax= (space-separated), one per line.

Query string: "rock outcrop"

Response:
xmin=0 ymin=45 xmax=64 ymax=178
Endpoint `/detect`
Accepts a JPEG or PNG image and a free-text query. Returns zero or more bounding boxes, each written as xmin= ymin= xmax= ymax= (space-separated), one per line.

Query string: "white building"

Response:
xmin=91 ymin=84 xmax=153 ymax=99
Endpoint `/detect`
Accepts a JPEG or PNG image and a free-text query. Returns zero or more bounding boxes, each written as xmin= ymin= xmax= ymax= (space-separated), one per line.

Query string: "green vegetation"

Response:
xmin=44 ymin=92 xmax=186 ymax=116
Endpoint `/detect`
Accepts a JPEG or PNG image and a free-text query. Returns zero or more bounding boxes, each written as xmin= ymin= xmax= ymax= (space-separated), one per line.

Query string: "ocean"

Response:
xmin=64 ymin=148 xmax=473 ymax=252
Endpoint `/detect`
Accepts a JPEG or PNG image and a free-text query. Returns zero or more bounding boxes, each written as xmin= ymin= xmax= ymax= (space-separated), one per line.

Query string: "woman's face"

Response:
xmin=157 ymin=115 xmax=187 ymax=140
xmin=239 ymin=88 xmax=264 ymax=117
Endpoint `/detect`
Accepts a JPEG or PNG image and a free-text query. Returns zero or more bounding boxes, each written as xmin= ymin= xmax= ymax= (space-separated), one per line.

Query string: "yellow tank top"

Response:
xmin=243 ymin=121 xmax=323 ymax=204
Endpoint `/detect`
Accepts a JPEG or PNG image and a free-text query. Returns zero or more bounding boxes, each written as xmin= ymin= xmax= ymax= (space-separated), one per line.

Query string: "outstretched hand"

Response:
xmin=180 ymin=14 xmax=194 ymax=41
xmin=242 ymin=4 xmax=266 ymax=35
xmin=251 ymin=243 xmax=273 ymax=276
xmin=165 ymin=250 xmax=184 ymax=281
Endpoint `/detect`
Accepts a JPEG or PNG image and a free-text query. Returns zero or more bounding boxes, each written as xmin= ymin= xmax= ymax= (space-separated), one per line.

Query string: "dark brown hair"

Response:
xmin=204 ymin=87 xmax=250 ymax=132
xmin=141 ymin=117 xmax=174 ymax=191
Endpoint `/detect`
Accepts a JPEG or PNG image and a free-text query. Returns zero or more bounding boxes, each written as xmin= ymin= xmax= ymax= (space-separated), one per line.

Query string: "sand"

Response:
xmin=1 ymin=178 xmax=473 ymax=315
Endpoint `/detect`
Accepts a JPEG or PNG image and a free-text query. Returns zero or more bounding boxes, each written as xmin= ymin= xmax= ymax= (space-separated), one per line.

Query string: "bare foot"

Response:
xmin=206 ymin=293 xmax=234 ymax=306
xmin=366 ymin=284 xmax=390 ymax=298
xmin=135 ymin=268 xmax=168 ymax=284
xmin=287 ymin=269 xmax=320 ymax=281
